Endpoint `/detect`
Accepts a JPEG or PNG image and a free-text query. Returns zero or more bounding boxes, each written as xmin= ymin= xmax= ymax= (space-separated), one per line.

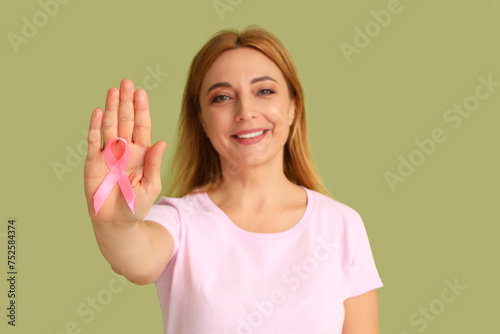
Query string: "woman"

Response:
xmin=84 ymin=25 xmax=383 ymax=333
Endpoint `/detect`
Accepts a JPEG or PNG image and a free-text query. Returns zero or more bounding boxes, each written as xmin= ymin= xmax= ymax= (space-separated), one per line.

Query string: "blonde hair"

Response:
xmin=162 ymin=25 xmax=336 ymax=200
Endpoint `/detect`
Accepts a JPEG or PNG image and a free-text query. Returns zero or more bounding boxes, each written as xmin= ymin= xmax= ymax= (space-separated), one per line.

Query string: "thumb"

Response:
xmin=143 ymin=140 xmax=167 ymax=191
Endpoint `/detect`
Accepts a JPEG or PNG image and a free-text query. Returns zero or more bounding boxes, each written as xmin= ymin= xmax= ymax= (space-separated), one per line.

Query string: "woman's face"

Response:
xmin=198 ymin=47 xmax=296 ymax=170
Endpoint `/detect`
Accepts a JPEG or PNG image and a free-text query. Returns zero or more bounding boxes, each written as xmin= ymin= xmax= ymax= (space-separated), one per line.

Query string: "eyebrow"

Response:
xmin=206 ymin=75 xmax=277 ymax=96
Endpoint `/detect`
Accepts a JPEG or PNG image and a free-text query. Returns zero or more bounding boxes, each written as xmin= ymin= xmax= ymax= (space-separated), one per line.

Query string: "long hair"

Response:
xmin=162 ymin=25 xmax=336 ymax=200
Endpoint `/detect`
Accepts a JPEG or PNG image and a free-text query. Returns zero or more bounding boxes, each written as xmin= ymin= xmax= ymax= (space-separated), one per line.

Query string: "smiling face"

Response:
xmin=198 ymin=47 xmax=296 ymax=171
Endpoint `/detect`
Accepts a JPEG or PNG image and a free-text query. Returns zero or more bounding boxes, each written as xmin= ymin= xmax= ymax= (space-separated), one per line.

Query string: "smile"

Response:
xmin=235 ymin=130 xmax=265 ymax=139
xmin=231 ymin=130 xmax=269 ymax=145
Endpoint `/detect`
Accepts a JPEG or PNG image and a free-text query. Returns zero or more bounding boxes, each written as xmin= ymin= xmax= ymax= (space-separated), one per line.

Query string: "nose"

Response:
xmin=234 ymin=92 xmax=258 ymax=121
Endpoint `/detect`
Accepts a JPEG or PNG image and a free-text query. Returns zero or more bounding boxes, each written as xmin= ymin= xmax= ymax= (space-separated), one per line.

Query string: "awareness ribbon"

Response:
xmin=93 ymin=137 xmax=136 ymax=215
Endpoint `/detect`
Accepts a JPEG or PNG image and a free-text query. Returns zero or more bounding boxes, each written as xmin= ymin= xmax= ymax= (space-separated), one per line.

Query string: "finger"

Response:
xmin=102 ymin=87 xmax=119 ymax=145
xmin=142 ymin=141 xmax=167 ymax=192
xmin=133 ymin=88 xmax=151 ymax=147
xmin=118 ymin=79 xmax=135 ymax=144
xmin=87 ymin=107 xmax=103 ymax=161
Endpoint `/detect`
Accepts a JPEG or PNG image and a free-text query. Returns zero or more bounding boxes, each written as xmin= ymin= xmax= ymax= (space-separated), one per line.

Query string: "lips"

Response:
xmin=231 ymin=129 xmax=269 ymax=145
xmin=231 ymin=128 xmax=268 ymax=137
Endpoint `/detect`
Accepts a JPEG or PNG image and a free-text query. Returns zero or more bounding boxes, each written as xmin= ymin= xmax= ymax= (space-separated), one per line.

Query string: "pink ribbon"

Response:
xmin=93 ymin=137 xmax=135 ymax=215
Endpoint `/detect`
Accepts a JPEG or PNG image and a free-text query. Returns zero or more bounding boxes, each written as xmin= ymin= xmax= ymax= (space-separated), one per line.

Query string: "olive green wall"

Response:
xmin=2 ymin=0 xmax=498 ymax=333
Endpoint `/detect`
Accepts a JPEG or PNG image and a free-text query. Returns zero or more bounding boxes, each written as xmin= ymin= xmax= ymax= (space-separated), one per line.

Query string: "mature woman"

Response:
xmin=84 ymin=25 xmax=383 ymax=333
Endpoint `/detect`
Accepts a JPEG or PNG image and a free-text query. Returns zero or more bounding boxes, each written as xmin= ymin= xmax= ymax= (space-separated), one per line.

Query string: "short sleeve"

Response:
xmin=143 ymin=196 xmax=182 ymax=263
xmin=348 ymin=213 xmax=383 ymax=298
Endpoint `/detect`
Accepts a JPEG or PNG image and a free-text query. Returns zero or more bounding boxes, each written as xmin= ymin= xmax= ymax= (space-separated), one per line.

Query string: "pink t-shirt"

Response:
xmin=143 ymin=185 xmax=383 ymax=334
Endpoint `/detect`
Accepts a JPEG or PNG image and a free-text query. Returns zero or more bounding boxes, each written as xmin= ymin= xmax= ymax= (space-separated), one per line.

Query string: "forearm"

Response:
xmin=91 ymin=219 xmax=157 ymax=284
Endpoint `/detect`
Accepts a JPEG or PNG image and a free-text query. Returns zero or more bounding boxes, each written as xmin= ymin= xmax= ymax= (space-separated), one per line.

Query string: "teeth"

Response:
xmin=236 ymin=130 xmax=265 ymax=139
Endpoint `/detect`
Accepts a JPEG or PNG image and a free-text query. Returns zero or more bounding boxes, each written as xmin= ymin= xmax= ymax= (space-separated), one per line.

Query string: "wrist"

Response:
xmin=91 ymin=216 xmax=140 ymax=230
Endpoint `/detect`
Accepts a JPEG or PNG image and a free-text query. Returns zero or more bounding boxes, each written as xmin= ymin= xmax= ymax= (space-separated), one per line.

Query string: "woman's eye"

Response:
xmin=212 ymin=89 xmax=273 ymax=103
xmin=258 ymin=88 xmax=274 ymax=95
xmin=212 ymin=95 xmax=230 ymax=103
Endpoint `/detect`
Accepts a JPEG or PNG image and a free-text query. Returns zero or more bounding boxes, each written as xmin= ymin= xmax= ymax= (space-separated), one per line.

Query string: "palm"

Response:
xmin=84 ymin=79 xmax=166 ymax=224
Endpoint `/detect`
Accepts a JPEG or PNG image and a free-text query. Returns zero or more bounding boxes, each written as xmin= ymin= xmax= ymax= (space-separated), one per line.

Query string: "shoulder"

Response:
xmin=154 ymin=190 xmax=209 ymax=217
xmin=305 ymin=188 xmax=367 ymax=241
xmin=308 ymin=188 xmax=362 ymax=221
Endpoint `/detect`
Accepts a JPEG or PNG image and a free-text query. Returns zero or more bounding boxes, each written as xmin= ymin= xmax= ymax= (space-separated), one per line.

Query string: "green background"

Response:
xmin=1 ymin=0 xmax=499 ymax=333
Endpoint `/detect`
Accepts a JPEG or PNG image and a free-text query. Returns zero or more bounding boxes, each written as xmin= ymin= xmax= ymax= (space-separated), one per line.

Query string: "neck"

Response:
xmin=212 ymin=152 xmax=296 ymax=212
